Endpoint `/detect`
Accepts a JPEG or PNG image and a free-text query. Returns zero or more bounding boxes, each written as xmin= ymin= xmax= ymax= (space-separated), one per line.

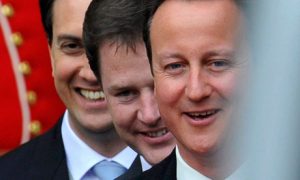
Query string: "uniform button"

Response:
xmin=11 ymin=32 xmax=24 ymax=46
xmin=29 ymin=120 xmax=42 ymax=136
xmin=27 ymin=91 xmax=37 ymax=105
xmin=1 ymin=4 xmax=14 ymax=18
xmin=18 ymin=61 xmax=31 ymax=76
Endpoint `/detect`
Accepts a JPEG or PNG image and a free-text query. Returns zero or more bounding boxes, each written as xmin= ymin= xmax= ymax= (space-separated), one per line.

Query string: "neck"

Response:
xmin=79 ymin=129 xmax=127 ymax=158
xmin=68 ymin=118 xmax=127 ymax=158
xmin=178 ymin=144 xmax=241 ymax=179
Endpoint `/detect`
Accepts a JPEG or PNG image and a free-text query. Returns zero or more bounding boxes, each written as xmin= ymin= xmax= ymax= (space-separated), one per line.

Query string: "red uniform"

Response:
xmin=0 ymin=0 xmax=65 ymax=154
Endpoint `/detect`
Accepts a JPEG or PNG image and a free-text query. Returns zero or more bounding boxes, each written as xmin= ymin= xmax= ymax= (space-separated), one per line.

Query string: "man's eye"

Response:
xmin=209 ymin=59 xmax=231 ymax=72
xmin=213 ymin=61 xmax=227 ymax=67
xmin=165 ymin=63 xmax=185 ymax=75
xmin=60 ymin=42 xmax=84 ymax=55
xmin=116 ymin=90 xmax=133 ymax=97
xmin=115 ymin=90 xmax=138 ymax=103
xmin=167 ymin=63 xmax=182 ymax=69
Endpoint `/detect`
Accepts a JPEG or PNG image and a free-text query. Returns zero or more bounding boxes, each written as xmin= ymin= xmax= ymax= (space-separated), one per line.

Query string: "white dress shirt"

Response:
xmin=176 ymin=147 xmax=211 ymax=180
xmin=61 ymin=110 xmax=137 ymax=180
xmin=176 ymin=146 xmax=243 ymax=180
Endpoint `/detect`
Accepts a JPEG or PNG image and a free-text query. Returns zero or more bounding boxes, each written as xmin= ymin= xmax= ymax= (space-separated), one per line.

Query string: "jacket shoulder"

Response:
xmin=0 ymin=119 xmax=68 ymax=180
xmin=132 ymin=149 xmax=177 ymax=180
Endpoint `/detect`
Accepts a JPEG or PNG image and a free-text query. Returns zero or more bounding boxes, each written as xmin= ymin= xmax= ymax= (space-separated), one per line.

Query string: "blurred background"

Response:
xmin=237 ymin=0 xmax=300 ymax=179
xmin=0 ymin=0 xmax=64 ymax=155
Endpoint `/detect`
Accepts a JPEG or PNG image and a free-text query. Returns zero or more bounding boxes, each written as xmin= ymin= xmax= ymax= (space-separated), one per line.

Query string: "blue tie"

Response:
xmin=92 ymin=160 xmax=127 ymax=180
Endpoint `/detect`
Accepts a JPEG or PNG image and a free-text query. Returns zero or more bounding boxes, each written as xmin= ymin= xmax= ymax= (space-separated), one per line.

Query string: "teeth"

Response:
xmin=189 ymin=110 xmax=217 ymax=117
xmin=147 ymin=129 xmax=168 ymax=137
xmin=80 ymin=89 xmax=105 ymax=100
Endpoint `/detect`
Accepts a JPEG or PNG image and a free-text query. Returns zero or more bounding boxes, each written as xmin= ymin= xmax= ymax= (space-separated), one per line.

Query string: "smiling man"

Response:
xmin=0 ymin=0 xmax=136 ymax=179
xmin=83 ymin=0 xmax=176 ymax=178
xmin=137 ymin=0 xmax=248 ymax=179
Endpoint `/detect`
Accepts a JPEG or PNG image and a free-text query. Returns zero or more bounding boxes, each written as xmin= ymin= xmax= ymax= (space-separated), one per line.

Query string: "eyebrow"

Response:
xmin=158 ymin=48 xmax=235 ymax=60
xmin=108 ymin=84 xmax=133 ymax=93
xmin=55 ymin=34 xmax=82 ymax=45
xmin=157 ymin=52 xmax=184 ymax=61
xmin=203 ymin=49 xmax=235 ymax=58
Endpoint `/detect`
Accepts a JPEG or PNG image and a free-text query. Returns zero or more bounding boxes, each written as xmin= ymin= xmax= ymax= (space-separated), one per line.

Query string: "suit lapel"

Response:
xmin=162 ymin=150 xmax=176 ymax=180
xmin=116 ymin=155 xmax=143 ymax=180
xmin=28 ymin=117 xmax=69 ymax=180
xmin=141 ymin=149 xmax=177 ymax=180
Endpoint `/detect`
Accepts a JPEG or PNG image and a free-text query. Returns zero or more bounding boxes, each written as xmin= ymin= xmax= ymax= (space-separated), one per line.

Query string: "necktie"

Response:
xmin=93 ymin=160 xmax=127 ymax=180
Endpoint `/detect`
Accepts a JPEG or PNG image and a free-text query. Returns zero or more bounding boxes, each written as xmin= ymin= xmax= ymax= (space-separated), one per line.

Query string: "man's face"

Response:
xmin=50 ymin=0 xmax=113 ymax=135
xmin=100 ymin=41 xmax=175 ymax=165
xmin=150 ymin=0 xmax=245 ymax=164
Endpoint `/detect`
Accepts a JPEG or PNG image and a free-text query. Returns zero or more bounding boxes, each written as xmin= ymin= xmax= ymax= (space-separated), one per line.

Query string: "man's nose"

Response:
xmin=79 ymin=62 xmax=98 ymax=82
xmin=137 ymin=92 xmax=161 ymax=126
xmin=185 ymin=70 xmax=212 ymax=101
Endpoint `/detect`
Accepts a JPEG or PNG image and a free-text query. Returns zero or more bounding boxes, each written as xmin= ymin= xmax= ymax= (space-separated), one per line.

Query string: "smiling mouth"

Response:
xmin=143 ymin=128 xmax=169 ymax=138
xmin=77 ymin=88 xmax=105 ymax=101
xmin=185 ymin=109 xmax=220 ymax=120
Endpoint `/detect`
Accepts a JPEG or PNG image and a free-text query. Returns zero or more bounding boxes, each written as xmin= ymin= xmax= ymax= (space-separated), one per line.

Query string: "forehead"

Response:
xmin=150 ymin=0 xmax=243 ymax=55
xmin=151 ymin=0 xmax=241 ymax=35
xmin=100 ymin=42 xmax=152 ymax=86
xmin=100 ymin=41 xmax=149 ymax=73
xmin=52 ymin=0 xmax=91 ymax=37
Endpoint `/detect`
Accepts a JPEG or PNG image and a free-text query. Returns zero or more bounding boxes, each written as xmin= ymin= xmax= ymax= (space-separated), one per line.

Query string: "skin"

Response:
xmin=100 ymin=41 xmax=176 ymax=165
xmin=150 ymin=0 xmax=246 ymax=178
xmin=50 ymin=0 xmax=126 ymax=156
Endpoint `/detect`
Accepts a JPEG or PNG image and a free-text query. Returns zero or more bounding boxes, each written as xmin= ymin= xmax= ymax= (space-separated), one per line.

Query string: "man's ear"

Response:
xmin=48 ymin=45 xmax=55 ymax=77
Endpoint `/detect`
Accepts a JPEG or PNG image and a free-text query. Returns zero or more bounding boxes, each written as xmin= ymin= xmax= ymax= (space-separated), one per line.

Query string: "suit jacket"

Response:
xmin=116 ymin=155 xmax=143 ymax=180
xmin=0 ymin=118 xmax=69 ymax=180
xmin=132 ymin=149 xmax=177 ymax=180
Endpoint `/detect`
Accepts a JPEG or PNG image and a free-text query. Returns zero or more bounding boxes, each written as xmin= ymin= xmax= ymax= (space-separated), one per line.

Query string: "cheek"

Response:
xmin=52 ymin=58 xmax=74 ymax=82
xmin=154 ymin=76 xmax=185 ymax=130
xmin=215 ymin=73 xmax=238 ymax=100
xmin=155 ymin=76 xmax=184 ymax=108
xmin=109 ymin=102 xmax=135 ymax=130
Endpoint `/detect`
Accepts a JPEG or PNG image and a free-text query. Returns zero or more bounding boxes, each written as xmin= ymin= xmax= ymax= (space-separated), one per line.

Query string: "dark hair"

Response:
xmin=143 ymin=0 xmax=163 ymax=67
xmin=39 ymin=0 xmax=55 ymax=44
xmin=143 ymin=0 xmax=249 ymax=67
xmin=83 ymin=0 xmax=147 ymax=83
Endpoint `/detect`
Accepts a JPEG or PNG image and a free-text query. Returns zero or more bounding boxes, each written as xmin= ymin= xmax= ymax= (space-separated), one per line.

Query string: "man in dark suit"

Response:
xmin=137 ymin=0 xmax=249 ymax=179
xmin=0 ymin=0 xmax=137 ymax=179
xmin=82 ymin=0 xmax=176 ymax=179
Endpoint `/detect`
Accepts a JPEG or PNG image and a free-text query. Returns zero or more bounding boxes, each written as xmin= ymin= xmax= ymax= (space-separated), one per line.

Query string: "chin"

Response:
xmin=144 ymin=147 xmax=174 ymax=165
xmin=87 ymin=122 xmax=115 ymax=134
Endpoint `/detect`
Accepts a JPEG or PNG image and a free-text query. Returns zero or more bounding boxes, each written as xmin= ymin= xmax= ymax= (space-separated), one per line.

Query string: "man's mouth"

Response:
xmin=185 ymin=109 xmax=220 ymax=120
xmin=143 ymin=128 xmax=169 ymax=138
xmin=78 ymin=89 xmax=105 ymax=101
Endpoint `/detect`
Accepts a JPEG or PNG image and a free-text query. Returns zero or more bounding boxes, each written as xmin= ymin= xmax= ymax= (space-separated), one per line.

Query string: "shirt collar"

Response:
xmin=140 ymin=156 xmax=152 ymax=171
xmin=176 ymin=146 xmax=211 ymax=180
xmin=109 ymin=146 xmax=137 ymax=169
xmin=61 ymin=110 xmax=137 ymax=180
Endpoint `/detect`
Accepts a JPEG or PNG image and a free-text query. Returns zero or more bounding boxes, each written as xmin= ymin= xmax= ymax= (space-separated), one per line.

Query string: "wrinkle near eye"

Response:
xmin=54 ymin=34 xmax=84 ymax=55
